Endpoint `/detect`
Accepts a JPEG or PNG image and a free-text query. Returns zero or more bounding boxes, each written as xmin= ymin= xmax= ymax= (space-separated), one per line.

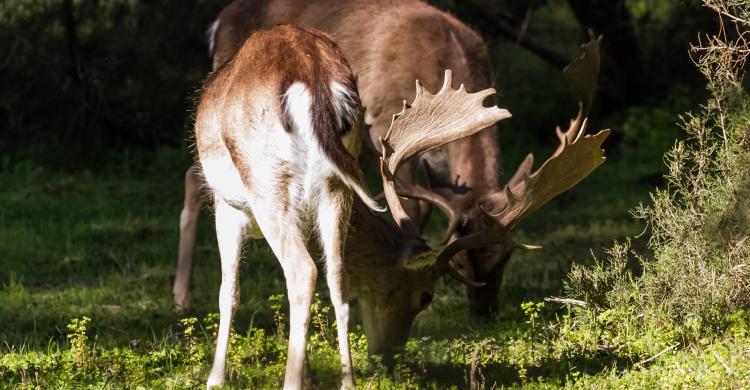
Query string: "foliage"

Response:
xmin=0 ymin=133 xmax=688 ymax=388
xmin=0 ymin=0 xmax=223 ymax=163
xmin=566 ymin=0 xmax=750 ymax=355
xmin=4 ymin=299 xmax=750 ymax=388
xmin=0 ymin=143 xmax=730 ymax=388
xmin=1 ymin=0 xmax=747 ymax=388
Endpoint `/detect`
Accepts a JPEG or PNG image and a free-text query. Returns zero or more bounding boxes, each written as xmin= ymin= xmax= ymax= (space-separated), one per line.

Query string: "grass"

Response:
xmin=0 ymin=114 xmax=746 ymax=387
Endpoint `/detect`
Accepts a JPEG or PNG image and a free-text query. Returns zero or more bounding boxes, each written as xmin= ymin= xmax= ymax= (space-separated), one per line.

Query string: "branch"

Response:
xmin=543 ymin=296 xmax=586 ymax=307
xmin=452 ymin=1 xmax=569 ymax=68
xmin=635 ymin=343 xmax=680 ymax=366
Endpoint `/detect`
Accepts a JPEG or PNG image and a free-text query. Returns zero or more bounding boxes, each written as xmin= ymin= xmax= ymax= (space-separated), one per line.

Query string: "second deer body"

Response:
xmin=195 ymin=25 xmax=381 ymax=389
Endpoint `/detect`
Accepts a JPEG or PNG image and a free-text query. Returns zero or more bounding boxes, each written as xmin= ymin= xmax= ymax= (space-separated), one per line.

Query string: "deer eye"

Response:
xmin=420 ymin=292 xmax=433 ymax=308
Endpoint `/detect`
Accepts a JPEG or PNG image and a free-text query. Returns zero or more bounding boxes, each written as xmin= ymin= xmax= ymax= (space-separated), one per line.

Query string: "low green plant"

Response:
xmin=66 ymin=316 xmax=91 ymax=372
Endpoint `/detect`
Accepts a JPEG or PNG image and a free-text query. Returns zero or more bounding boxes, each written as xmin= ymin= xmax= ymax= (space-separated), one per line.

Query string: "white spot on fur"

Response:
xmin=207 ymin=19 xmax=220 ymax=55
xmin=330 ymin=81 xmax=358 ymax=129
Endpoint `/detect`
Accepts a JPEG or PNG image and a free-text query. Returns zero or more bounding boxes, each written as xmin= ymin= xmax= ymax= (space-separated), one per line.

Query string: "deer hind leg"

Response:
xmin=317 ymin=179 xmax=355 ymax=389
xmin=250 ymin=202 xmax=317 ymax=390
xmin=174 ymin=163 xmax=205 ymax=311
xmin=207 ymin=198 xmax=249 ymax=389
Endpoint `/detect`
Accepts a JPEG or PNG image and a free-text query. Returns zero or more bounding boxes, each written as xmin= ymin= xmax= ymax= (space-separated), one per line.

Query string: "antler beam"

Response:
xmin=379 ymin=69 xmax=512 ymax=232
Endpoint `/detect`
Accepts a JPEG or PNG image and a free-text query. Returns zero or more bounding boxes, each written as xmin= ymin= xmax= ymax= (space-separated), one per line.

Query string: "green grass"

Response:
xmin=1 ymin=123 xmax=746 ymax=388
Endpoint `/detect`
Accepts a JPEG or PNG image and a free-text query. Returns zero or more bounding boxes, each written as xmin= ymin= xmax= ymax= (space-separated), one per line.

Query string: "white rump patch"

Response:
xmin=283 ymin=82 xmax=385 ymax=213
xmin=282 ymin=82 xmax=330 ymax=202
xmin=282 ymin=82 xmax=314 ymax=135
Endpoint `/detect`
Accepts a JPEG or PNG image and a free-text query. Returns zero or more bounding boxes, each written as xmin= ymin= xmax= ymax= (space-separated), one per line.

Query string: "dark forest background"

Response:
xmin=0 ymin=0 xmax=719 ymax=167
xmin=3 ymin=1 xmax=750 ymax=387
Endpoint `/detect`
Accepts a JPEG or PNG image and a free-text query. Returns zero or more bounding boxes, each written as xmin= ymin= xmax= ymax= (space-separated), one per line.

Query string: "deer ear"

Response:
xmin=399 ymin=242 xmax=434 ymax=269
xmin=419 ymin=155 xmax=452 ymax=190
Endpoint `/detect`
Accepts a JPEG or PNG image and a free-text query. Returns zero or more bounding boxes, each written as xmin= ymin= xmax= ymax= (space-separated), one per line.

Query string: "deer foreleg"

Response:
xmin=317 ymin=185 xmax=355 ymax=389
xmin=207 ymin=198 xmax=248 ymax=389
xmin=174 ymin=163 xmax=205 ymax=311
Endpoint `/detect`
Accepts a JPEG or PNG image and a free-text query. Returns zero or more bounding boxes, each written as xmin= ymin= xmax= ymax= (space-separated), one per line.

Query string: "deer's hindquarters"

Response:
xmin=196 ymin=25 xmax=367 ymax=389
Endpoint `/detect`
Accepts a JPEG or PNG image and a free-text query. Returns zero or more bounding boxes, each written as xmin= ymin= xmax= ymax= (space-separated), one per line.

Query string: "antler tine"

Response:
xmin=379 ymin=69 xmax=512 ymax=232
xmin=563 ymin=32 xmax=602 ymax=115
xmin=506 ymin=153 xmax=534 ymax=189
xmin=439 ymin=68 xmax=453 ymax=93
xmin=433 ymin=116 xmax=610 ymax=275
xmin=554 ymin=102 xmax=585 ymax=156
xmin=393 ymin=179 xmax=467 ymax=243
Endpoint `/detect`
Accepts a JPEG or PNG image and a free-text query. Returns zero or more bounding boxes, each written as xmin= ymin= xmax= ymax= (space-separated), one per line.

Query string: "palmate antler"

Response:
xmin=379 ymin=70 xmax=512 ymax=233
xmin=379 ymin=34 xmax=608 ymax=286
xmin=385 ymin=34 xmax=609 ymax=280
xmin=432 ymin=107 xmax=610 ymax=268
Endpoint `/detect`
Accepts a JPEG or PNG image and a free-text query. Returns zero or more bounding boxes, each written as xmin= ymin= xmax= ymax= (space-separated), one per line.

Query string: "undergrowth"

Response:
xmin=565 ymin=0 xmax=750 ymax=367
xmin=2 ymin=1 xmax=750 ymax=389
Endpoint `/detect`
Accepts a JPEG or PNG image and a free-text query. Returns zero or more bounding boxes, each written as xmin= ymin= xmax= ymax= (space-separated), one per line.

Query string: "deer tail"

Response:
xmin=281 ymin=80 xmax=385 ymax=213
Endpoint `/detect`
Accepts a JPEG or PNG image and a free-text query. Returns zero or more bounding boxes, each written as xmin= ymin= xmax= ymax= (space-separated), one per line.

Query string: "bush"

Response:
xmin=566 ymin=0 xmax=750 ymax=346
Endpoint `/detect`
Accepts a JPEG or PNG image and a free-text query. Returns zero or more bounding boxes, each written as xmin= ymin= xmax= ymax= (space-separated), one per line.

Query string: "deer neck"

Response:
xmin=343 ymin=200 xmax=428 ymax=297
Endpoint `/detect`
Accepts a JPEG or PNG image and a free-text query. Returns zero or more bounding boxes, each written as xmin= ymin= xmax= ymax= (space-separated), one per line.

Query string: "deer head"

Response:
xmin=405 ymin=34 xmax=607 ymax=317
xmin=345 ymin=65 xmax=608 ymax=357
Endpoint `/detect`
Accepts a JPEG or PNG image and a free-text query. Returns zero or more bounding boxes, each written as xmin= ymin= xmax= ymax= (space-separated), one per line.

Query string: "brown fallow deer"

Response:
xmin=174 ymin=0 xmax=510 ymax=318
xmin=194 ymin=24 xmax=513 ymax=388
xmin=194 ymin=23 xmax=609 ymax=387
xmin=180 ymin=0 xmax=610 ymax=368
xmin=176 ymin=0 xmax=609 ymax=319
xmin=195 ymin=25 xmax=373 ymax=388
xmin=177 ymin=0 xmax=608 ymax=359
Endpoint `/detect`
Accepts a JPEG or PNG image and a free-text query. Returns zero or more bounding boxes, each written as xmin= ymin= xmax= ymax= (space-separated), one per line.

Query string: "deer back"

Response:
xmin=210 ymin=0 xmax=501 ymax=189
xmin=196 ymin=25 xmax=382 ymax=217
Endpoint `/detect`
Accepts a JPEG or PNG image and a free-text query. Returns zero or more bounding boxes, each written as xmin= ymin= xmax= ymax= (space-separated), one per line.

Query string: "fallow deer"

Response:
xmin=196 ymin=22 xmax=514 ymax=387
xmin=173 ymin=0 xmax=505 ymax=316
xmin=194 ymin=24 xmax=609 ymax=388
xmin=176 ymin=0 xmax=607 ymax=320
xmin=195 ymin=25 xmax=381 ymax=388
xmin=179 ymin=0 xmax=610 ymax=369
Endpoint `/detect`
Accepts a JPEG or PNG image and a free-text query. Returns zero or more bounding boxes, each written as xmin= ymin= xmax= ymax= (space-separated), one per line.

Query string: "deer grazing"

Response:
xmin=194 ymin=21 xmax=609 ymax=387
xmin=194 ymin=24 xmax=513 ymax=388
xmin=196 ymin=25 xmax=374 ymax=388
xmin=173 ymin=0 xmax=505 ymax=315
xmin=178 ymin=0 xmax=611 ymax=372
xmin=177 ymin=0 xmax=609 ymax=319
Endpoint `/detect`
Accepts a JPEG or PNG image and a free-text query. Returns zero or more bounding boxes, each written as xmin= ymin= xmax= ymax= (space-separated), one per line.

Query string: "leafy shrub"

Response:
xmin=566 ymin=0 xmax=750 ymax=348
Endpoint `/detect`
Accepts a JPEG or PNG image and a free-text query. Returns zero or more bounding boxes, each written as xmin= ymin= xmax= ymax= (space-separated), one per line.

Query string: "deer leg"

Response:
xmin=280 ymin=254 xmax=316 ymax=390
xmin=317 ymin=184 xmax=355 ymax=389
xmin=251 ymin=207 xmax=316 ymax=390
xmin=174 ymin=163 xmax=204 ymax=311
xmin=207 ymin=198 xmax=248 ymax=389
